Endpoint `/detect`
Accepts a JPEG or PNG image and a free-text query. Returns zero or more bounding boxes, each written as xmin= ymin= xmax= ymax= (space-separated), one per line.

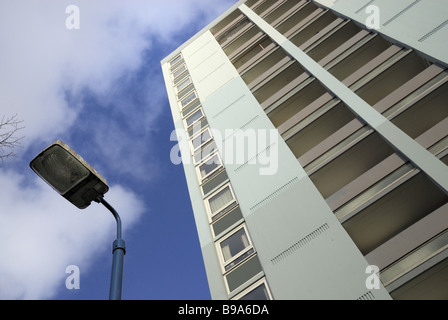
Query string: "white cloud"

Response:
xmin=0 ymin=0 xmax=236 ymax=146
xmin=0 ymin=169 xmax=144 ymax=299
xmin=0 ymin=0 xmax=237 ymax=299
xmin=0 ymin=0 xmax=237 ymax=179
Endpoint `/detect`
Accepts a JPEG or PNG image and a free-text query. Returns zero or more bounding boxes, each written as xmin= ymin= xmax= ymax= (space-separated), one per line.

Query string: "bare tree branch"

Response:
xmin=0 ymin=114 xmax=25 ymax=162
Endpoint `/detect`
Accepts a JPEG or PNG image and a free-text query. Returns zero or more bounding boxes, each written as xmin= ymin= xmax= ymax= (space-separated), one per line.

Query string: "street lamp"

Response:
xmin=30 ymin=140 xmax=126 ymax=300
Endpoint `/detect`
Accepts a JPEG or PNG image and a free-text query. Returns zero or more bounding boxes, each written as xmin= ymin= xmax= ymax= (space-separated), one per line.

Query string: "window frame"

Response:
xmin=179 ymin=90 xmax=197 ymax=109
xmin=195 ymin=152 xmax=223 ymax=183
xmin=177 ymin=83 xmax=194 ymax=100
xmin=181 ymin=99 xmax=201 ymax=119
xmin=173 ymin=70 xmax=189 ymax=85
xmin=187 ymin=117 xmax=208 ymax=139
xmin=174 ymin=76 xmax=192 ymax=95
xmin=170 ymin=57 xmax=184 ymax=72
xmin=193 ymin=140 xmax=218 ymax=165
xmin=184 ymin=107 xmax=205 ymax=130
xmin=189 ymin=127 xmax=213 ymax=153
xmin=169 ymin=54 xmax=182 ymax=66
xmin=171 ymin=63 xmax=187 ymax=79
xmin=205 ymin=183 xmax=237 ymax=222
xmin=231 ymin=278 xmax=272 ymax=300
xmin=215 ymin=224 xmax=255 ymax=273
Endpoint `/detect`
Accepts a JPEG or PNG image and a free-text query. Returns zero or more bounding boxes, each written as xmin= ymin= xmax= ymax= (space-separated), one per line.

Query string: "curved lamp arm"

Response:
xmin=95 ymin=195 xmax=126 ymax=300
xmin=95 ymin=195 xmax=123 ymax=240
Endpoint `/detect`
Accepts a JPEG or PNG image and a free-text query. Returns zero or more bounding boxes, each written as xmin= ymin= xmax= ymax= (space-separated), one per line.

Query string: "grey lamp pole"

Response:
xmin=95 ymin=195 xmax=126 ymax=300
xmin=29 ymin=140 xmax=127 ymax=300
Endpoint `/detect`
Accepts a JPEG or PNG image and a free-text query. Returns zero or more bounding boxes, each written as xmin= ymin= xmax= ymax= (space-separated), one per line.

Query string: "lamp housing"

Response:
xmin=30 ymin=140 xmax=109 ymax=209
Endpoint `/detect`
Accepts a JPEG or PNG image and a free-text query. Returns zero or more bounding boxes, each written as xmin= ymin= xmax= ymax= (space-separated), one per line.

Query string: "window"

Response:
xmin=171 ymin=60 xmax=185 ymax=73
xmin=177 ymin=84 xmax=194 ymax=100
xmin=175 ymin=77 xmax=192 ymax=94
xmin=193 ymin=140 xmax=218 ymax=164
xmin=197 ymin=153 xmax=222 ymax=182
xmin=172 ymin=64 xmax=187 ymax=79
xmin=206 ymin=184 xmax=237 ymax=221
xmin=239 ymin=283 xmax=270 ymax=300
xmin=217 ymin=224 xmax=254 ymax=272
xmin=185 ymin=108 xmax=204 ymax=128
xmin=173 ymin=70 xmax=189 ymax=85
xmin=170 ymin=54 xmax=182 ymax=67
xmin=187 ymin=117 xmax=208 ymax=138
xmin=182 ymin=99 xmax=201 ymax=119
xmin=233 ymin=278 xmax=272 ymax=300
xmin=190 ymin=128 xmax=212 ymax=152
xmin=211 ymin=205 xmax=243 ymax=238
xmin=179 ymin=90 xmax=197 ymax=108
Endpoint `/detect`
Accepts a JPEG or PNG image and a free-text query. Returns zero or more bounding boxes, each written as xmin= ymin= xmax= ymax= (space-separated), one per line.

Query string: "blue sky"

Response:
xmin=0 ymin=0 xmax=239 ymax=300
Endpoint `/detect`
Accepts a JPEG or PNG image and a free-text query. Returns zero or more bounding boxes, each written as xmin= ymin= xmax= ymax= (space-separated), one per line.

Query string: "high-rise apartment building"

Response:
xmin=161 ymin=0 xmax=448 ymax=300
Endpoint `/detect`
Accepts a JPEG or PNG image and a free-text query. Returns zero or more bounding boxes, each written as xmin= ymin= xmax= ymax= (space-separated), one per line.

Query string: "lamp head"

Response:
xmin=30 ymin=140 xmax=109 ymax=209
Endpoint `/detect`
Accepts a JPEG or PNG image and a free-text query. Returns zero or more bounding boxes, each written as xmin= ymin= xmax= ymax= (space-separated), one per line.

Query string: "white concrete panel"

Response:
xmin=246 ymin=182 xmax=392 ymax=300
xmin=182 ymin=31 xmax=239 ymax=102
xmin=314 ymin=0 xmax=338 ymax=8
xmin=324 ymin=0 xmax=448 ymax=66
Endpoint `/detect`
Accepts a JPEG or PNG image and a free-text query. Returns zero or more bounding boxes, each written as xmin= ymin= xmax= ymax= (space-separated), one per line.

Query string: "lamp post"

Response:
xmin=30 ymin=140 xmax=126 ymax=300
xmin=95 ymin=195 xmax=126 ymax=300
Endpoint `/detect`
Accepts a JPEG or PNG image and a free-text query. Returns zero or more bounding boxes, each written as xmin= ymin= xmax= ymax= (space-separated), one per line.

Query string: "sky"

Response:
xmin=0 ymin=0 xmax=240 ymax=300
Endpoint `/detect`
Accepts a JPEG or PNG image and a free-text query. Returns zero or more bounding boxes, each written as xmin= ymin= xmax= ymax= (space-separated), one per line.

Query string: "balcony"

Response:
xmin=232 ymin=36 xmax=275 ymax=70
xmin=262 ymin=76 xmax=327 ymax=127
xmin=284 ymin=100 xmax=356 ymax=159
xmin=239 ymin=45 xmax=290 ymax=83
xmin=212 ymin=10 xmax=247 ymax=45
xmin=342 ymin=169 xmax=448 ymax=255
xmin=306 ymin=20 xmax=362 ymax=63
xmin=263 ymin=0 xmax=308 ymax=26
xmin=390 ymin=77 xmax=448 ymax=143
xmin=327 ymin=34 xmax=392 ymax=81
xmin=221 ymin=19 xmax=263 ymax=58
xmin=272 ymin=1 xmax=319 ymax=35
xmin=288 ymin=10 xmax=339 ymax=48
xmin=308 ymin=130 xmax=396 ymax=199
xmin=251 ymin=60 xmax=305 ymax=105
xmin=353 ymin=51 xmax=429 ymax=107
